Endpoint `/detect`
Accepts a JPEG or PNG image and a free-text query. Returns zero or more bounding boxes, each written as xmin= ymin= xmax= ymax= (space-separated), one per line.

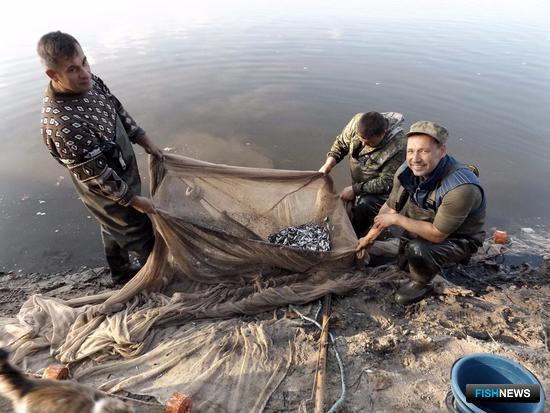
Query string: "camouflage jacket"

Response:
xmin=327 ymin=112 xmax=406 ymax=195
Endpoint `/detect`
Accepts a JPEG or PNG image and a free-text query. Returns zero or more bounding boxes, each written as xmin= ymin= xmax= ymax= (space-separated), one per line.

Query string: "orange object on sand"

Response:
xmin=42 ymin=365 xmax=69 ymax=380
xmin=493 ymin=230 xmax=508 ymax=244
xmin=165 ymin=392 xmax=192 ymax=413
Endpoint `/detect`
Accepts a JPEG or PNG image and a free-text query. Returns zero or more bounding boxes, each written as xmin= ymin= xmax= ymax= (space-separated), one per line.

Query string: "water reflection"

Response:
xmin=1 ymin=0 xmax=549 ymax=272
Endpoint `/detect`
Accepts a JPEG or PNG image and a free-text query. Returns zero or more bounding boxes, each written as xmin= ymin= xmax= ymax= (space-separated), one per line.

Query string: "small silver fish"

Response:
xmin=268 ymin=222 xmax=331 ymax=252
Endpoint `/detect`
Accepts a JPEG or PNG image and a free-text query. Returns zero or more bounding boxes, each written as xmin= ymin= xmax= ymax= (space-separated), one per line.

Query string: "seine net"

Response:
xmin=1 ymin=154 xmax=377 ymax=412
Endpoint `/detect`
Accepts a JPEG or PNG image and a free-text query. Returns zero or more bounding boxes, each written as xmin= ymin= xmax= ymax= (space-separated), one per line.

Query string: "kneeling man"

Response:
xmin=356 ymin=121 xmax=486 ymax=305
xmin=319 ymin=111 xmax=406 ymax=236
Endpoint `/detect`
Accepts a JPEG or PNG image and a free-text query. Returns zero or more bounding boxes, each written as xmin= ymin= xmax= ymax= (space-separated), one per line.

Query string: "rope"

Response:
xmin=28 ymin=368 xmax=162 ymax=407
xmin=108 ymin=392 xmax=161 ymax=407
xmin=289 ymin=304 xmax=347 ymax=413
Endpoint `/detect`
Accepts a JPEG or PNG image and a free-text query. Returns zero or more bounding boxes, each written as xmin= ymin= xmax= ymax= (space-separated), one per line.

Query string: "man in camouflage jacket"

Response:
xmin=37 ymin=31 xmax=163 ymax=284
xmin=319 ymin=111 xmax=406 ymax=236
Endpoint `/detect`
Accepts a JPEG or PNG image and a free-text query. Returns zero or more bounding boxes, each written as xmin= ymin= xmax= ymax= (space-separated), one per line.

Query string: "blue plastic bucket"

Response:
xmin=449 ymin=353 xmax=545 ymax=413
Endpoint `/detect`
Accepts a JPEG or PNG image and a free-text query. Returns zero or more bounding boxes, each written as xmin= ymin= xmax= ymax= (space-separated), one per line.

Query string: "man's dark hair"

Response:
xmin=357 ymin=112 xmax=387 ymax=138
xmin=37 ymin=31 xmax=80 ymax=69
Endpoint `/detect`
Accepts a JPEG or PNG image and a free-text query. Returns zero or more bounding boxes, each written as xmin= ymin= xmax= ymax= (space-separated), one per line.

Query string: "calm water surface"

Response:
xmin=1 ymin=1 xmax=549 ymax=272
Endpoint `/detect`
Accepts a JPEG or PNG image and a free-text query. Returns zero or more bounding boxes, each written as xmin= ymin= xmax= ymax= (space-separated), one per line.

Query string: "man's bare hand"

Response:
xmin=373 ymin=213 xmax=399 ymax=229
xmin=339 ymin=186 xmax=356 ymax=201
xmin=130 ymin=195 xmax=156 ymax=214
xmin=318 ymin=156 xmax=337 ymax=174
xmin=318 ymin=165 xmax=330 ymax=174
xmin=355 ymin=217 xmax=388 ymax=259
xmin=136 ymin=134 xmax=163 ymax=159
xmin=355 ymin=235 xmax=374 ymax=259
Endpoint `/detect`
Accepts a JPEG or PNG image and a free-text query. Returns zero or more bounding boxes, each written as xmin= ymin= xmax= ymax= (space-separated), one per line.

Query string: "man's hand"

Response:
xmin=355 ymin=234 xmax=375 ymax=259
xmin=355 ymin=214 xmax=390 ymax=259
xmin=130 ymin=195 xmax=156 ymax=214
xmin=318 ymin=156 xmax=337 ymax=174
xmin=339 ymin=186 xmax=356 ymax=201
xmin=319 ymin=164 xmax=331 ymax=174
xmin=373 ymin=212 xmax=399 ymax=230
xmin=136 ymin=134 xmax=163 ymax=159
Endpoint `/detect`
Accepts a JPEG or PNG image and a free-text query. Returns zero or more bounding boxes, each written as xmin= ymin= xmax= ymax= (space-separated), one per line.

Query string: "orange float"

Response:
xmin=493 ymin=230 xmax=508 ymax=244
xmin=165 ymin=392 xmax=192 ymax=413
xmin=42 ymin=365 xmax=69 ymax=380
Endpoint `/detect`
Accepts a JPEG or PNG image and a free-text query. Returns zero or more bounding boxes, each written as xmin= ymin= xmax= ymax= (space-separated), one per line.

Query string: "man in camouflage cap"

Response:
xmin=356 ymin=121 xmax=486 ymax=305
xmin=319 ymin=111 xmax=406 ymax=237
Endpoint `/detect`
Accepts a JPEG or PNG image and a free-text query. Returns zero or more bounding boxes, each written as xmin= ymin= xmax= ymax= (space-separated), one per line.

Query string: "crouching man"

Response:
xmin=356 ymin=121 xmax=486 ymax=305
xmin=319 ymin=111 xmax=406 ymax=237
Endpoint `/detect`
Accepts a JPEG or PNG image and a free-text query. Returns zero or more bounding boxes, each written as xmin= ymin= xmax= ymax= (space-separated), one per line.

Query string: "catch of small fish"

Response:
xmin=268 ymin=223 xmax=331 ymax=252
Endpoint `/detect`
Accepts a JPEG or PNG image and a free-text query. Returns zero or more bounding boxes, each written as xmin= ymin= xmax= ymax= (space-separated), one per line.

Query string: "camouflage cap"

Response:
xmin=406 ymin=121 xmax=448 ymax=144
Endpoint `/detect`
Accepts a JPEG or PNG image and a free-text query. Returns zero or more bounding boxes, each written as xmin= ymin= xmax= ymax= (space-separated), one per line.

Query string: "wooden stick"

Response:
xmin=314 ymin=294 xmax=332 ymax=413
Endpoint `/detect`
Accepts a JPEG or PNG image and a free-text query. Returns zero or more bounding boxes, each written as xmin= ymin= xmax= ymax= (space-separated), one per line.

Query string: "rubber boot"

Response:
xmin=394 ymin=279 xmax=434 ymax=305
xmin=394 ymin=266 xmax=435 ymax=305
xmin=111 ymin=262 xmax=142 ymax=285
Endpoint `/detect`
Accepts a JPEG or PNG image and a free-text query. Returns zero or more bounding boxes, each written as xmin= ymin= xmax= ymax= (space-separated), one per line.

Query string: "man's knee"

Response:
xmin=403 ymin=239 xmax=439 ymax=282
xmin=404 ymin=238 xmax=432 ymax=261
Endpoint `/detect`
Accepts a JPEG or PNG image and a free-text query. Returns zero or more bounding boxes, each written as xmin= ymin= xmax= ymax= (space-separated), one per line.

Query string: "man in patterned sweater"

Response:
xmin=37 ymin=31 xmax=163 ymax=284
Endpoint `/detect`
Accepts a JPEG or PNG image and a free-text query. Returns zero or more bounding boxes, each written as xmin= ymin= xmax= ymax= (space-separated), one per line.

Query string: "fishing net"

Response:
xmin=0 ymin=154 xmax=373 ymax=411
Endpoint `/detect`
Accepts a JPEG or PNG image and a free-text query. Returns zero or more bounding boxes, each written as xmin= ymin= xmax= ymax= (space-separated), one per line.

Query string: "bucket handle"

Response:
xmin=445 ymin=390 xmax=460 ymax=413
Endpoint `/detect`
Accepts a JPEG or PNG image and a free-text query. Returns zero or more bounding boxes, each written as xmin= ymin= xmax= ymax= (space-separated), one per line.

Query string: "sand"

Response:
xmin=0 ymin=230 xmax=548 ymax=412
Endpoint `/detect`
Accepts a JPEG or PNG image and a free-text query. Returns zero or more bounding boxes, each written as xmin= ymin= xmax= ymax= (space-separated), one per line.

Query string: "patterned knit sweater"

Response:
xmin=41 ymin=74 xmax=145 ymax=206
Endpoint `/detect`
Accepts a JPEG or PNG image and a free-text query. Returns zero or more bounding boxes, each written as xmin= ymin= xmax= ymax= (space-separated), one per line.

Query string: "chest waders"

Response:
xmin=70 ymin=116 xmax=154 ymax=283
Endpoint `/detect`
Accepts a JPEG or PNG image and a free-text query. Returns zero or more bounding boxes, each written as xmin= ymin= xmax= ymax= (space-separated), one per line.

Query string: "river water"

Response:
xmin=1 ymin=0 xmax=549 ymax=272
